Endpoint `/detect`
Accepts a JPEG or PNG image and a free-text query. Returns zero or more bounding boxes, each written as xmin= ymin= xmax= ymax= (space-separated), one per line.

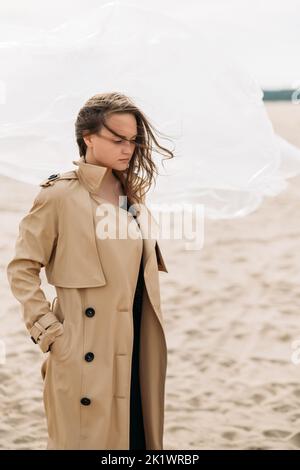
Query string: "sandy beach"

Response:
xmin=1 ymin=101 xmax=300 ymax=450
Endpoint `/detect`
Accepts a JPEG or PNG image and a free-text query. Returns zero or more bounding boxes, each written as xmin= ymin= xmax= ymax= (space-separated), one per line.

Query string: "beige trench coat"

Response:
xmin=6 ymin=157 xmax=168 ymax=450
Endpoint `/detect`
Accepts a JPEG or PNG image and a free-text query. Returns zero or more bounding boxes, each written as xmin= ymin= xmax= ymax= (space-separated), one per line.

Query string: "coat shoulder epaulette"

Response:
xmin=39 ymin=170 xmax=78 ymax=187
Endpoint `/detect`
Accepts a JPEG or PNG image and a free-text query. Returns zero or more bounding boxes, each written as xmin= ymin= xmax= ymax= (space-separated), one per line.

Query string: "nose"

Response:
xmin=121 ymin=141 xmax=132 ymax=154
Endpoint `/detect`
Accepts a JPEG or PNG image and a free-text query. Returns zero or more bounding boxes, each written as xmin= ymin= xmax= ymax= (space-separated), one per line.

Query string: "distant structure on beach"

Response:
xmin=263 ymin=89 xmax=298 ymax=101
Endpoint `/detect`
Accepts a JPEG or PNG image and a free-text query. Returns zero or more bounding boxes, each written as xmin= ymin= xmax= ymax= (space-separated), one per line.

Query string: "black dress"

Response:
xmin=128 ymin=202 xmax=146 ymax=450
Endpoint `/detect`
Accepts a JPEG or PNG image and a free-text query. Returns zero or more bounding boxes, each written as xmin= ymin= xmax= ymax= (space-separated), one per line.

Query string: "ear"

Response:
xmin=83 ymin=134 xmax=93 ymax=148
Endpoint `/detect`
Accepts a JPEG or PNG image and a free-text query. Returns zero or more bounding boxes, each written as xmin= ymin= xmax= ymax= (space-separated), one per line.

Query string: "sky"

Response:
xmin=0 ymin=0 xmax=299 ymax=89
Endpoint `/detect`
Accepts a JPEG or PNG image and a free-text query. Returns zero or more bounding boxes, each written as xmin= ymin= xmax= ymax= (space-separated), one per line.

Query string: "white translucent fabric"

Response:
xmin=1 ymin=0 xmax=300 ymax=218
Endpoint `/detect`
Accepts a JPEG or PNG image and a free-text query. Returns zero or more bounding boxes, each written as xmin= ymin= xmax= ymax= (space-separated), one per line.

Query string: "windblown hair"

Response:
xmin=75 ymin=92 xmax=174 ymax=204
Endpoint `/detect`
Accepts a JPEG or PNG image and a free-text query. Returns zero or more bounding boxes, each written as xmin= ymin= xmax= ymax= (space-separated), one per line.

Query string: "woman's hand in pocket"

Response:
xmin=49 ymin=324 xmax=70 ymax=361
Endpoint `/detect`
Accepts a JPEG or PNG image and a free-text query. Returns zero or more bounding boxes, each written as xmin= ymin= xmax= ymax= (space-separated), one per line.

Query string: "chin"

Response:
xmin=117 ymin=160 xmax=130 ymax=168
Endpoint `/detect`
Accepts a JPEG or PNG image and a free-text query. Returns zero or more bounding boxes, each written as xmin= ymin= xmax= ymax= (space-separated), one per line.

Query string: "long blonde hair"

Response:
xmin=75 ymin=92 xmax=174 ymax=203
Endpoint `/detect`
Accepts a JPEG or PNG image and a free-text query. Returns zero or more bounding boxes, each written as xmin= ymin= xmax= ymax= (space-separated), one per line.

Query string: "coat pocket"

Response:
xmin=49 ymin=322 xmax=70 ymax=362
xmin=49 ymin=296 xmax=71 ymax=361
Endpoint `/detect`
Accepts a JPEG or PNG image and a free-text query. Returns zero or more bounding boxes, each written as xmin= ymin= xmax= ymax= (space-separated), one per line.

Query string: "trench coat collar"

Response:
xmin=72 ymin=156 xmax=112 ymax=195
xmin=72 ymin=156 xmax=131 ymax=211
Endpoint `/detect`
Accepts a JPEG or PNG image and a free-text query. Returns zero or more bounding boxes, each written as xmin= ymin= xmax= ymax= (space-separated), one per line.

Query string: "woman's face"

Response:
xmin=83 ymin=112 xmax=138 ymax=170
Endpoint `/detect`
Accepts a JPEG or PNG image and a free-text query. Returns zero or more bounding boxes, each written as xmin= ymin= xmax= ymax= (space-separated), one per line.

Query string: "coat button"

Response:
xmin=80 ymin=397 xmax=91 ymax=406
xmin=48 ymin=173 xmax=59 ymax=180
xmin=85 ymin=352 xmax=94 ymax=362
xmin=85 ymin=307 xmax=95 ymax=318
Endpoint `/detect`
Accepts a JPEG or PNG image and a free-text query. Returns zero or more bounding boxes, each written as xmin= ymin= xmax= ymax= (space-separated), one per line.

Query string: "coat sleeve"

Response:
xmin=6 ymin=186 xmax=64 ymax=353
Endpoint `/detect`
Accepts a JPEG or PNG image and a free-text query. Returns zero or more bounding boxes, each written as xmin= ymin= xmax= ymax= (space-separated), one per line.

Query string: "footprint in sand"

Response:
xmin=263 ymin=429 xmax=291 ymax=439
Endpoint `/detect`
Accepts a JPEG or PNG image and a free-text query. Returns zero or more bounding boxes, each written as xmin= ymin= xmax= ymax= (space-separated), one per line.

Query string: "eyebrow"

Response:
xmin=115 ymin=133 xmax=137 ymax=139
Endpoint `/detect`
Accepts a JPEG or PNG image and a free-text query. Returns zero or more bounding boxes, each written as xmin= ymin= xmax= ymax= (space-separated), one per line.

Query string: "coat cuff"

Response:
xmin=29 ymin=312 xmax=64 ymax=353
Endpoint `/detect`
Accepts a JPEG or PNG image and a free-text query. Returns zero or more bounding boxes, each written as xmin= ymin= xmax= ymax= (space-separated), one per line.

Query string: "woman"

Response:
xmin=6 ymin=92 xmax=173 ymax=450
